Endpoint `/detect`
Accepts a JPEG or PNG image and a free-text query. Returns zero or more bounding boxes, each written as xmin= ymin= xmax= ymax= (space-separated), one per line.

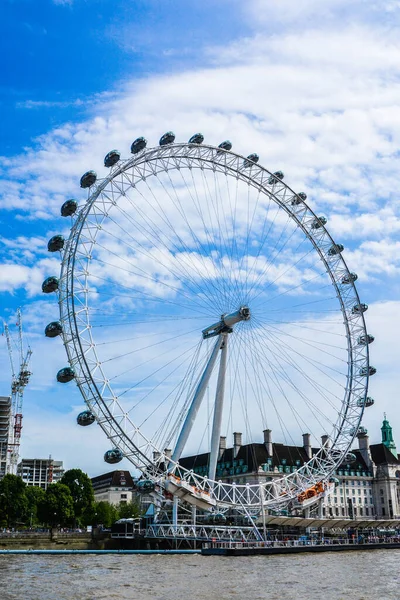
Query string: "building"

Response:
xmin=0 ymin=396 xmax=12 ymax=479
xmin=91 ymin=470 xmax=135 ymax=505
xmin=179 ymin=417 xmax=400 ymax=519
xmin=17 ymin=457 xmax=64 ymax=489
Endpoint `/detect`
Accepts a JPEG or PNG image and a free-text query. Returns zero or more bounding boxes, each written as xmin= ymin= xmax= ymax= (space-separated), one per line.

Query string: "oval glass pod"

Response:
xmin=131 ymin=137 xmax=147 ymax=154
xmin=104 ymin=150 xmax=121 ymax=168
xmin=61 ymin=199 xmax=78 ymax=217
xmin=159 ymin=132 xmax=175 ymax=146
xmin=77 ymin=410 xmax=96 ymax=426
xmin=45 ymin=321 xmax=62 ymax=338
xmin=80 ymin=170 xmax=97 ymax=189
xmin=42 ymin=277 xmax=59 ymax=294
xmin=47 ymin=235 xmax=65 ymax=253
xmin=57 ymin=367 xmax=75 ymax=383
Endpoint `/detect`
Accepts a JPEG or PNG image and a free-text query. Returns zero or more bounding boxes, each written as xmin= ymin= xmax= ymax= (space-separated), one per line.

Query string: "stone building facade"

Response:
xmin=91 ymin=470 xmax=136 ymax=505
xmin=178 ymin=417 xmax=400 ymax=519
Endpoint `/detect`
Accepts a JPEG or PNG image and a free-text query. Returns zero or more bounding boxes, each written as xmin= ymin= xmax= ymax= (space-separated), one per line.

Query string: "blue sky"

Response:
xmin=1 ymin=0 xmax=247 ymax=154
xmin=1 ymin=0 xmax=400 ymax=477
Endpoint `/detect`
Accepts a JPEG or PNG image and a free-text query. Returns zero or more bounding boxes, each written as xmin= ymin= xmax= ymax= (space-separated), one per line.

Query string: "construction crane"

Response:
xmin=3 ymin=309 xmax=32 ymax=474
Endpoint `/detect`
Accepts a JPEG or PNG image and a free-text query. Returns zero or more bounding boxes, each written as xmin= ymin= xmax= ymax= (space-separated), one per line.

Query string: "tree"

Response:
xmin=24 ymin=486 xmax=46 ymax=527
xmin=37 ymin=483 xmax=74 ymax=527
xmin=117 ymin=500 xmax=141 ymax=520
xmin=0 ymin=474 xmax=28 ymax=527
xmin=92 ymin=501 xmax=119 ymax=528
xmin=60 ymin=469 xmax=94 ymax=525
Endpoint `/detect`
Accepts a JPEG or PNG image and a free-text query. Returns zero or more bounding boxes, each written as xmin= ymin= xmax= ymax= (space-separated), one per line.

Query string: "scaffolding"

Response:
xmin=2 ymin=309 xmax=32 ymax=476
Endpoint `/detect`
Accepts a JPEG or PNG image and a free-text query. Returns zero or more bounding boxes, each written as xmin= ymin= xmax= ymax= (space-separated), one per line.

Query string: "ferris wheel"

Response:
xmin=43 ymin=132 xmax=376 ymax=511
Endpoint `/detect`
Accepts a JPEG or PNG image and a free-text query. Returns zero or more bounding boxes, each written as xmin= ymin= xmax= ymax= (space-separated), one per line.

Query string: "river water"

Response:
xmin=0 ymin=550 xmax=399 ymax=599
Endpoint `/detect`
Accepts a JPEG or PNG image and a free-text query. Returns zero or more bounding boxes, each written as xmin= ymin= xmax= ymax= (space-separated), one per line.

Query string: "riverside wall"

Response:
xmin=0 ymin=531 xmax=116 ymax=550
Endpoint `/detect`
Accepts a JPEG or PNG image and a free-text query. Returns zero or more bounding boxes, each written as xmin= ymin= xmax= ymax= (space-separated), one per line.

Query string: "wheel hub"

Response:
xmin=202 ymin=306 xmax=251 ymax=339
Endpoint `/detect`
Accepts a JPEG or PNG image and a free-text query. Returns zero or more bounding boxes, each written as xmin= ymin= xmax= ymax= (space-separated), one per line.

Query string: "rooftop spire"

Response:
xmin=381 ymin=414 xmax=397 ymax=458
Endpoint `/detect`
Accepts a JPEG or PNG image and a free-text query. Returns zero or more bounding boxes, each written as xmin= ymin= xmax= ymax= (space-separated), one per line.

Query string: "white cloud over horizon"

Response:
xmin=1 ymin=1 xmax=400 ymax=474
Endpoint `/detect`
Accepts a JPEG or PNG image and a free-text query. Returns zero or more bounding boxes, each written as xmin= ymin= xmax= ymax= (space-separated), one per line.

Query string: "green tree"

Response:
xmin=60 ymin=469 xmax=94 ymax=525
xmin=92 ymin=501 xmax=119 ymax=528
xmin=0 ymin=474 xmax=28 ymax=527
xmin=117 ymin=500 xmax=141 ymax=520
xmin=24 ymin=486 xmax=46 ymax=527
xmin=37 ymin=483 xmax=74 ymax=527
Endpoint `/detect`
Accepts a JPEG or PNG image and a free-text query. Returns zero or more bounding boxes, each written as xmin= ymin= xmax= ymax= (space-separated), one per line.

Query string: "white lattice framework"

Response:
xmin=56 ymin=141 xmax=371 ymax=509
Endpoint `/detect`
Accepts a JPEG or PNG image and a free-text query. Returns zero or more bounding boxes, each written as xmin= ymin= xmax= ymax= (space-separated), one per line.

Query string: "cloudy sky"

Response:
xmin=1 ymin=0 xmax=400 ymax=477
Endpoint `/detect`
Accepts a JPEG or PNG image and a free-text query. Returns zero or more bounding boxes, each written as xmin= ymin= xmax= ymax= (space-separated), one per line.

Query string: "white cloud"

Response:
xmin=2 ymin=2 xmax=400 ymax=468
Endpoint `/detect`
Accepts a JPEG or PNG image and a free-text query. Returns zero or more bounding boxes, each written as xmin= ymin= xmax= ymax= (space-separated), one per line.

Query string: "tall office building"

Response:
xmin=17 ymin=457 xmax=64 ymax=489
xmin=0 ymin=396 xmax=12 ymax=479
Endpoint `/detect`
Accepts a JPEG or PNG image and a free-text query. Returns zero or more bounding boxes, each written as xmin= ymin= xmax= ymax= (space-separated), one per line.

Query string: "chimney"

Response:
xmin=357 ymin=433 xmax=373 ymax=470
xmin=233 ymin=432 xmax=242 ymax=458
xmin=219 ymin=436 xmax=226 ymax=459
xmin=263 ymin=429 xmax=273 ymax=457
xmin=321 ymin=434 xmax=330 ymax=449
xmin=303 ymin=433 xmax=312 ymax=459
xmin=164 ymin=448 xmax=172 ymax=460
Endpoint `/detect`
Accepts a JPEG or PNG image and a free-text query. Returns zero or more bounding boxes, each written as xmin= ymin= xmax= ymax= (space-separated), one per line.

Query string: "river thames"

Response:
xmin=0 ymin=550 xmax=399 ymax=599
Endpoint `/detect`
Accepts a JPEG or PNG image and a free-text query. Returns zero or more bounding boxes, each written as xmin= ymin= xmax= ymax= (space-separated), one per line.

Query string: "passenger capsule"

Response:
xmin=42 ymin=276 xmax=59 ymax=294
xmin=218 ymin=140 xmax=232 ymax=152
xmin=61 ymin=199 xmax=78 ymax=217
xmin=311 ymin=216 xmax=327 ymax=229
xmin=57 ymin=367 xmax=75 ymax=383
xmin=359 ymin=365 xmax=377 ymax=376
xmin=188 ymin=133 xmax=204 ymax=145
xmin=328 ymin=243 xmax=344 ymax=256
xmin=104 ymin=150 xmax=121 ymax=168
xmin=77 ymin=410 xmax=95 ymax=426
xmin=329 ymin=477 xmax=340 ymax=486
xmin=357 ymin=396 xmax=375 ymax=408
xmin=352 ymin=303 xmax=368 ymax=315
xmin=206 ymin=512 xmax=226 ymax=524
xmin=104 ymin=448 xmax=123 ymax=464
xmin=131 ymin=137 xmax=147 ymax=154
xmin=357 ymin=426 xmax=368 ymax=436
xmin=47 ymin=235 xmax=65 ymax=253
xmin=341 ymin=272 xmax=358 ymax=285
xmin=159 ymin=132 xmax=175 ymax=146
xmin=136 ymin=480 xmax=155 ymax=493
xmin=344 ymin=452 xmax=357 ymax=463
xmin=80 ymin=170 xmax=97 ymax=189
xmin=268 ymin=171 xmax=284 ymax=185
xmin=45 ymin=321 xmax=62 ymax=338
xmin=358 ymin=334 xmax=374 ymax=345
xmin=243 ymin=153 xmax=259 ymax=168
xmin=291 ymin=192 xmax=307 ymax=206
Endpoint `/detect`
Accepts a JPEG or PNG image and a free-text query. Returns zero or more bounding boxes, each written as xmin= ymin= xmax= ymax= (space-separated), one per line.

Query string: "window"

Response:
xmin=121 ymin=494 xmax=127 ymax=499
xmin=380 ymin=489 xmax=384 ymax=495
xmin=365 ymin=508 xmax=369 ymax=516
xmin=382 ymin=508 xmax=386 ymax=516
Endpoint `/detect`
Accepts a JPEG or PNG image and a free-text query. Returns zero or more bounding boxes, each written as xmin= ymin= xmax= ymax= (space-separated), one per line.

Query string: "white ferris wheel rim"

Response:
xmin=57 ymin=140 xmax=371 ymax=508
